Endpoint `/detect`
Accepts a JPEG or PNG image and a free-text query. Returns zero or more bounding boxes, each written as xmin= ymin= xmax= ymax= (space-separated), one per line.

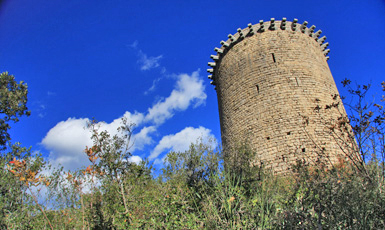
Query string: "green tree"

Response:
xmin=163 ymin=138 xmax=220 ymax=191
xmin=0 ymin=72 xmax=49 ymax=229
xmin=0 ymin=72 xmax=31 ymax=228
xmin=0 ymin=72 xmax=30 ymax=149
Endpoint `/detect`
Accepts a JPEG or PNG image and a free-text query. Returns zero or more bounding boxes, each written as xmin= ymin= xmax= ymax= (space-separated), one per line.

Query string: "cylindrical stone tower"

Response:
xmin=208 ymin=18 xmax=351 ymax=174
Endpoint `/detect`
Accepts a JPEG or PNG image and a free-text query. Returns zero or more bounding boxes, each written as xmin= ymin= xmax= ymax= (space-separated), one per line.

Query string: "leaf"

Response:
xmin=67 ymin=173 xmax=73 ymax=180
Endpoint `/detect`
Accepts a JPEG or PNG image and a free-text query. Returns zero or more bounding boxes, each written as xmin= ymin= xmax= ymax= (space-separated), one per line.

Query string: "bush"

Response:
xmin=3 ymin=74 xmax=385 ymax=229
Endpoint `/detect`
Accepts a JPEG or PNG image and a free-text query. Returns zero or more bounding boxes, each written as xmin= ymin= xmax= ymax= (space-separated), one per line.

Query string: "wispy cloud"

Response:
xmin=32 ymin=101 xmax=47 ymax=118
xmin=129 ymin=40 xmax=163 ymax=71
xmin=144 ymin=77 xmax=162 ymax=95
xmin=138 ymin=50 xmax=163 ymax=71
xmin=47 ymin=91 xmax=56 ymax=96
xmin=129 ymin=41 xmax=167 ymax=95
xmin=129 ymin=40 xmax=139 ymax=49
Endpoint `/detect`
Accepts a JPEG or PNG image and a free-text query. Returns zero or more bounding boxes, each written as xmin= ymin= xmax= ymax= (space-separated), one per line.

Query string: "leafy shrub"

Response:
xmin=2 ymin=73 xmax=385 ymax=229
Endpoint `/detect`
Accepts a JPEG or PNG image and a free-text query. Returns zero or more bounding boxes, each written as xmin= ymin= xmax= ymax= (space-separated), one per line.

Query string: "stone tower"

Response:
xmin=208 ymin=18 xmax=351 ymax=174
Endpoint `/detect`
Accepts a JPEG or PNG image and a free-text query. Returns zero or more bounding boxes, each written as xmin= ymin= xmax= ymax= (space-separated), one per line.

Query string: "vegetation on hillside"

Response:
xmin=1 ymin=71 xmax=385 ymax=229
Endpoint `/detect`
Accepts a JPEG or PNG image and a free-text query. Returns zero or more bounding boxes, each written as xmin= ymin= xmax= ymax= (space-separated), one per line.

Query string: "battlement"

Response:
xmin=207 ymin=18 xmax=330 ymax=87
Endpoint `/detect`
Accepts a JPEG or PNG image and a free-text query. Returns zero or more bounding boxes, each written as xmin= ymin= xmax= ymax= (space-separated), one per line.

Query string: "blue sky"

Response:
xmin=1 ymin=0 xmax=384 ymax=171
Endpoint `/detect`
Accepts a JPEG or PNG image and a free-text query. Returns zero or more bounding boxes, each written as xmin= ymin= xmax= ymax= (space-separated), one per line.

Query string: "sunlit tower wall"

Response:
xmin=208 ymin=18 xmax=350 ymax=174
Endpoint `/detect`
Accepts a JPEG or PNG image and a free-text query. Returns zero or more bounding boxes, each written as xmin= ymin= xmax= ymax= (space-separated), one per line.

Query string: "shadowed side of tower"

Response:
xmin=208 ymin=18 xmax=351 ymax=174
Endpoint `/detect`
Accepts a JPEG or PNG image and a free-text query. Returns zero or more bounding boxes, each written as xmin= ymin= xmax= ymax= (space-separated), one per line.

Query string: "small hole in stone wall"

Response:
xmin=295 ymin=77 xmax=300 ymax=86
xmin=287 ymin=132 xmax=291 ymax=135
xmin=271 ymin=53 xmax=276 ymax=63
xmin=302 ymin=148 xmax=306 ymax=152
xmin=266 ymin=137 xmax=270 ymax=140
xmin=256 ymin=84 xmax=259 ymax=94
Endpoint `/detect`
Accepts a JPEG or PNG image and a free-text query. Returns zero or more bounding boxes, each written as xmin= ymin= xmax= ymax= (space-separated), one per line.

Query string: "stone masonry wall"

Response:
xmin=208 ymin=18 xmax=351 ymax=174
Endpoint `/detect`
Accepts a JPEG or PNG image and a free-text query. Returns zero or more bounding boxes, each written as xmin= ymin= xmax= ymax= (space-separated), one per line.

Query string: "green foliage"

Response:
xmin=0 ymin=145 xmax=50 ymax=229
xmin=4 ymin=135 xmax=385 ymax=230
xmin=2 ymin=73 xmax=385 ymax=229
xmin=279 ymin=160 xmax=385 ymax=229
xmin=163 ymin=138 xmax=220 ymax=191
xmin=0 ymin=72 xmax=50 ymax=229
xmin=0 ymin=72 xmax=30 ymax=149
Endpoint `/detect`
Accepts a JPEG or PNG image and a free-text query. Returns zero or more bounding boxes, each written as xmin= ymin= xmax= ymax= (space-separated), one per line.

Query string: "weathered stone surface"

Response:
xmin=210 ymin=19 xmax=351 ymax=174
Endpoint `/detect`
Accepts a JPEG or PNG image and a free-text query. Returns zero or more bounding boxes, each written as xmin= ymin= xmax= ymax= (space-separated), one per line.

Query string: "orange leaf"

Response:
xmin=67 ymin=173 xmax=73 ymax=180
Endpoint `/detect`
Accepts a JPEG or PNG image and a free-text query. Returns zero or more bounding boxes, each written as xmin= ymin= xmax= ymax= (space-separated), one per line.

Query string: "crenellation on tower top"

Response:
xmin=228 ymin=34 xmax=236 ymax=42
xmin=214 ymin=47 xmax=223 ymax=54
xmin=269 ymin=18 xmax=276 ymax=30
xmin=237 ymin=28 xmax=245 ymax=38
xmin=210 ymin=55 xmax=219 ymax=60
xmin=309 ymin=25 xmax=316 ymax=34
xmin=321 ymin=42 xmax=329 ymax=50
xmin=280 ymin=18 xmax=287 ymax=30
xmin=313 ymin=29 xmax=322 ymax=39
xmin=208 ymin=62 xmax=216 ymax=67
xmin=292 ymin=18 xmax=298 ymax=31
xmin=259 ymin=20 xmax=265 ymax=32
xmin=318 ymin=36 xmax=327 ymax=44
xmin=247 ymin=23 xmax=255 ymax=35
xmin=220 ymin=40 xmax=230 ymax=48
xmin=208 ymin=19 xmax=330 ymax=86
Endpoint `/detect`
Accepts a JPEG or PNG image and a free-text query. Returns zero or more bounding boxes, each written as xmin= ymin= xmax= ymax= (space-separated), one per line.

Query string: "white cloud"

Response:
xmin=41 ymin=70 xmax=207 ymax=171
xmin=41 ymin=111 xmax=148 ymax=171
xmin=131 ymin=126 xmax=156 ymax=151
xmin=149 ymin=126 xmax=214 ymax=160
xmin=145 ymin=70 xmax=206 ymax=125
xmin=128 ymin=155 xmax=142 ymax=164
xmin=99 ymin=111 xmax=145 ymax=135
xmin=41 ymin=118 xmax=92 ymax=170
